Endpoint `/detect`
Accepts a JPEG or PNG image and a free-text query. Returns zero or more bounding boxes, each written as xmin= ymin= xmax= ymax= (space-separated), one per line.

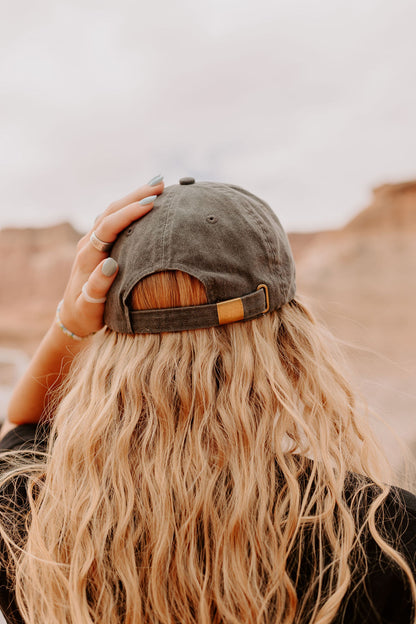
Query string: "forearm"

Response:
xmin=6 ymin=321 xmax=88 ymax=426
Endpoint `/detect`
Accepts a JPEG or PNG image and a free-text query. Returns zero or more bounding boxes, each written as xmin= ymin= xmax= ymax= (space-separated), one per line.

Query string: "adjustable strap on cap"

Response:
xmin=129 ymin=284 xmax=269 ymax=333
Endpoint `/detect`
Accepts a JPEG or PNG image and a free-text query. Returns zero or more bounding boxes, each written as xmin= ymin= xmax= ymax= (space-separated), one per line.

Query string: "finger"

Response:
xmin=94 ymin=197 xmax=156 ymax=245
xmin=95 ymin=176 xmax=164 ymax=227
xmin=109 ymin=175 xmax=164 ymax=212
xmin=60 ymin=258 xmax=119 ymax=337
xmin=76 ymin=196 xmax=156 ymax=274
xmin=78 ymin=258 xmax=119 ymax=310
xmin=85 ymin=188 xmax=163 ymax=253
xmin=76 ymin=231 xmax=91 ymax=252
xmin=83 ymin=177 xmax=164 ymax=250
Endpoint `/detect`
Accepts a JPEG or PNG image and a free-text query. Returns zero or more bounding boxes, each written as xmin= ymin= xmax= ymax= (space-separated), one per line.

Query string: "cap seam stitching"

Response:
xmin=161 ymin=187 xmax=176 ymax=266
xmin=240 ymin=198 xmax=276 ymax=273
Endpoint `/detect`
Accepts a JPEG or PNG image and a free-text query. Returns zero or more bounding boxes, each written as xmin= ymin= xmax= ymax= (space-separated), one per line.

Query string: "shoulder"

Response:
xmin=0 ymin=423 xmax=49 ymax=624
xmin=379 ymin=484 xmax=416 ymax=571
xmin=357 ymin=486 xmax=415 ymax=624
xmin=0 ymin=422 xmax=50 ymax=454
xmin=323 ymin=476 xmax=416 ymax=624
xmin=343 ymin=471 xmax=416 ymax=565
xmin=388 ymin=484 xmax=416 ymax=519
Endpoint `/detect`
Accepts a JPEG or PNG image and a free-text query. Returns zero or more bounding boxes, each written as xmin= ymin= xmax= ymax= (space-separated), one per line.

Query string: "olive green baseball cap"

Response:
xmin=104 ymin=178 xmax=296 ymax=333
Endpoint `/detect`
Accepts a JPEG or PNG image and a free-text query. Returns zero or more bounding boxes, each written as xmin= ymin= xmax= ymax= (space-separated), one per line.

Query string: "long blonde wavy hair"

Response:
xmin=0 ymin=270 xmax=415 ymax=623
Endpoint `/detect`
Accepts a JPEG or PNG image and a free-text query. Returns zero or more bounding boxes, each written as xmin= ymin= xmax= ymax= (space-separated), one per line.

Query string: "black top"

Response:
xmin=0 ymin=424 xmax=414 ymax=624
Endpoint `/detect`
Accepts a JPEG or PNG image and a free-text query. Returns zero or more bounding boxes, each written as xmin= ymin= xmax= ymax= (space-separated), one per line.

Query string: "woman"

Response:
xmin=0 ymin=175 xmax=414 ymax=624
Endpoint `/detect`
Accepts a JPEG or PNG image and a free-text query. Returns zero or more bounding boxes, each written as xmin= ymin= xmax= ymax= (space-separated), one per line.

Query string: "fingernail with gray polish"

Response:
xmin=139 ymin=195 xmax=157 ymax=206
xmin=147 ymin=174 xmax=163 ymax=186
xmin=102 ymin=257 xmax=118 ymax=277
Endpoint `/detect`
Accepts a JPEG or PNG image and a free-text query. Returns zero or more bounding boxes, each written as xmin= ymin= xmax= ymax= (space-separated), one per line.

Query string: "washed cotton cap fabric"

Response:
xmin=104 ymin=179 xmax=296 ymax=333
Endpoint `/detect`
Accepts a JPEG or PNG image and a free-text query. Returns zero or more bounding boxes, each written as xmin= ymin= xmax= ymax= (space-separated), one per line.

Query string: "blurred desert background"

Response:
xmin=0 ymin=179 xmax=415 ymax=469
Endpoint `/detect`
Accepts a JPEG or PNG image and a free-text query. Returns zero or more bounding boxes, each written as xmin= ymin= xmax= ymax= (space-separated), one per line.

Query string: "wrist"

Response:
xmin=46 ymin=323 xmax=89 ymax=359
xmin=56 ymin=300 xmax=95 ymax=341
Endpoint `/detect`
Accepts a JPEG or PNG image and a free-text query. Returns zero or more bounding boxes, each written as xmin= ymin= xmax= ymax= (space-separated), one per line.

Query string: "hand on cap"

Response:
xmin=58 ymin=176 xmax=164 ymax=338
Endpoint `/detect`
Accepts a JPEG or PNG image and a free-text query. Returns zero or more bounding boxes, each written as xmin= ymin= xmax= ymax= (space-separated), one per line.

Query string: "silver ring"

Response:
xmin=82 ymin=283 xmax=107 ymax=304
xmin=90 ymin=231 xmax=113 ymax=252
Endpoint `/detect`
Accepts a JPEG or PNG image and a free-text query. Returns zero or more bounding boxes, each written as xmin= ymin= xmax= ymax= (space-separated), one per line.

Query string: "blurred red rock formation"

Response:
xmin=345 ymin=180 xmax=416 ymax=233
xmin=0 ymin=222 xmax=80 ymax=352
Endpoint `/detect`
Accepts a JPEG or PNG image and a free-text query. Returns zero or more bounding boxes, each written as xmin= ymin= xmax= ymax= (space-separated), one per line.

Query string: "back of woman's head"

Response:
xmin=10 ymin=269 xmax=414 ymax=624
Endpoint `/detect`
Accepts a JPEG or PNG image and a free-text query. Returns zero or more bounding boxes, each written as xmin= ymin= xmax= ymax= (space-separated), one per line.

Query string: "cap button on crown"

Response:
xmin=179 ymin=177 xmax=195 ymax=185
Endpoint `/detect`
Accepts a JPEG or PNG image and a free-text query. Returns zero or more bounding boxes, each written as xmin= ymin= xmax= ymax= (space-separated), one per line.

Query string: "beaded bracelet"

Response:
xmin=55 ymin=300 xmax=92 ymax=341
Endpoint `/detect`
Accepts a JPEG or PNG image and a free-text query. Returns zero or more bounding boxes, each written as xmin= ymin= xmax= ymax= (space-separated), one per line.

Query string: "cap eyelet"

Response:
xmin=126 ymin=226 xmax=134 ymax=236
xmin=206 ymin=215 xmax=218 ymax=224
xmin=256 ymin=284 xmax=270 ymax=314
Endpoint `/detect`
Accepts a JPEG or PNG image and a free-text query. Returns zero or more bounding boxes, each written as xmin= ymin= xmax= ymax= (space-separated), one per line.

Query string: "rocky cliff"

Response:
xmin=0 ymin=222 xmax=80 ymax=351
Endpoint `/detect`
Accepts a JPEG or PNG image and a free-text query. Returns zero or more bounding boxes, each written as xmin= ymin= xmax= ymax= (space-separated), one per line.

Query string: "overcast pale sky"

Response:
xmin=1 ymin=0 xmax=415 ymax=233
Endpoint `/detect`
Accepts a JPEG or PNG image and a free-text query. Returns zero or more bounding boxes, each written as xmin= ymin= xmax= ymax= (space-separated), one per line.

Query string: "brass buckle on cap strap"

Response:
xmin=256 ymin=284 xmax=270 ymax=314
xmin=217 ymin=284 xmax=270 ymax=325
